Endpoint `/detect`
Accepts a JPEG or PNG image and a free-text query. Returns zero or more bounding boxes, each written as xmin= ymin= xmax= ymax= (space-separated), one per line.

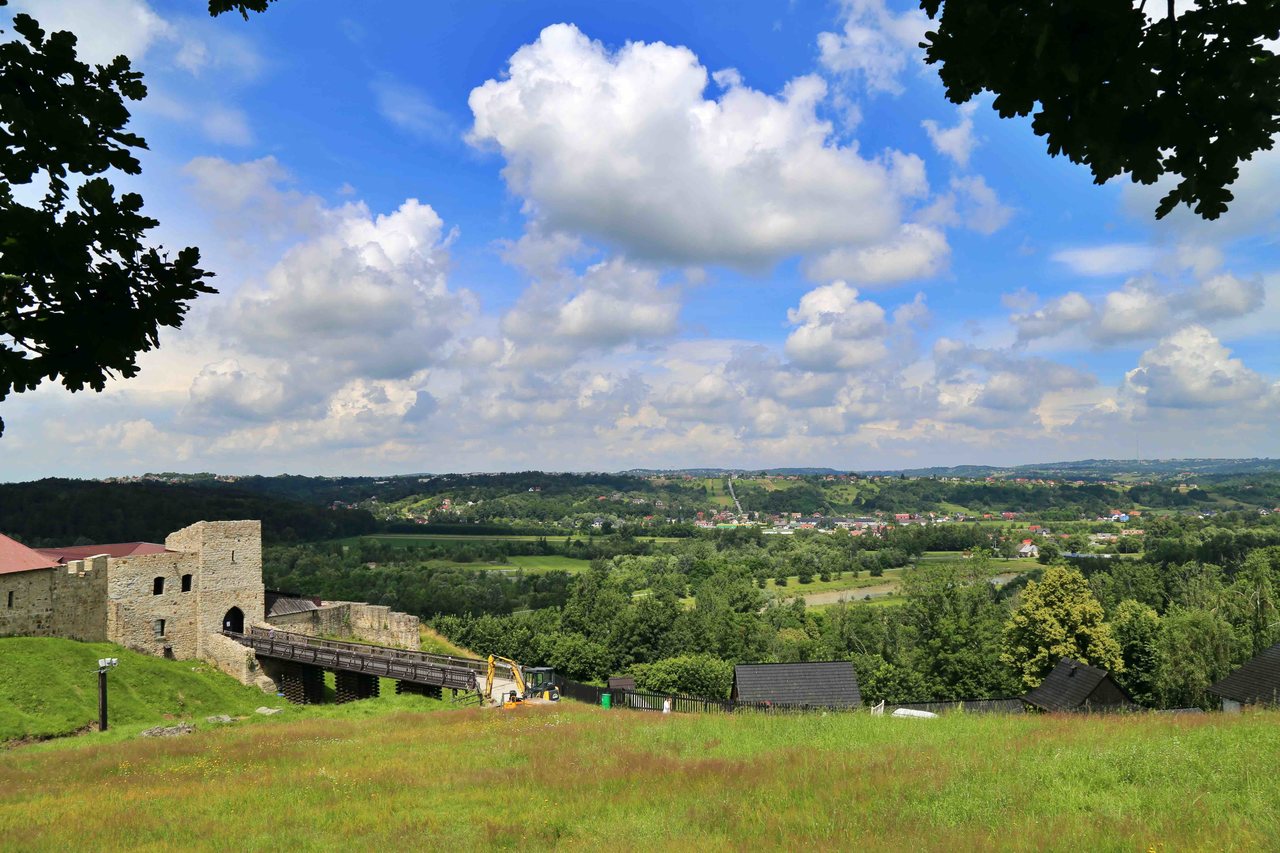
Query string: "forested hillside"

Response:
xmin=0 ymin=479 xmax=375 ymax=545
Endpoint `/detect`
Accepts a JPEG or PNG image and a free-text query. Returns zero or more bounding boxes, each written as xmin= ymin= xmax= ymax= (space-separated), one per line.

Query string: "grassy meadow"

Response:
xmin=2 ymin=700 xmax=1278 ymax=850
xmin=0 ymin=637 xmax=282 ymax=742
xmin=764 ymin=567 xmax=905 ymax=596
xmin=418 ymin=625 xmax=478 ymax=657
xmin=505 ymin=555 xmax=593 ymax=573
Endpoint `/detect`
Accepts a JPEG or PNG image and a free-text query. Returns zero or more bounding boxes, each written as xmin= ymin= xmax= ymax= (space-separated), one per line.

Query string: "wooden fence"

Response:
xmin=558 ymin=678 xmax=858 ymax=715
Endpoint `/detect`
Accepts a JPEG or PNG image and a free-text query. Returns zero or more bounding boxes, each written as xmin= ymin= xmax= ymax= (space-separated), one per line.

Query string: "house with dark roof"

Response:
xmin=1209 ymin=643 xmax=1280 ymax=711
xmin=1021 ymin=657 xmax=1137 ymax=713
xmin=732 ymin=661 xmax=861 ymax=709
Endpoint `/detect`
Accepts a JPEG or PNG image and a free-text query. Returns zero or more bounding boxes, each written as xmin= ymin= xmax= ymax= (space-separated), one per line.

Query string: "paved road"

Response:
xmin=726 ymin=476 xmax=743 ymax=513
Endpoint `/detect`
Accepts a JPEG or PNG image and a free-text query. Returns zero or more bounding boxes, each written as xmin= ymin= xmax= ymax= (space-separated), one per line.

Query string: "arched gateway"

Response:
xmin=222 ymin=606 xmax=245 ymax=633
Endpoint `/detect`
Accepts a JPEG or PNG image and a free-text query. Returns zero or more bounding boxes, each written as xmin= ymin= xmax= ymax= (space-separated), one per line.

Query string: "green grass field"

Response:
xmin=702 ymin=477 xmax=736 ymax=508
xmin=505 ymin=555 xmax=594 ymax=573
xmin=0 ymin=637 xmax=283 ymax=742
xmin=0 ymin=638 xmax=457 ymax=747
xmin=2 ymin=700 xmax=1277 ymax=849
xmin=764 ymin=568 xmax=904 ymax=596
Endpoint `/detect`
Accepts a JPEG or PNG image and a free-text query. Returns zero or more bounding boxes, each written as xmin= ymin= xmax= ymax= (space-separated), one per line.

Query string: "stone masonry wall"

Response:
xmin=3 ymin=519 xmax=419 ymax=694
xmin=0 ymin=568 xmax=56 ymax=637
xmin=106 ymin=552 xmax=198 ymax=657
xmin=266 ymin=601 xmax=419 ymax=649
xmin=0 ymin=557 xmax=108 ymax=641
xmin=348 ymin=603 xmax=419 ymax=649
xmin=49 ymin=555 xmax=109 ymax=641
xmin=164 ymin=520 xmax=266 ymax=659
xmin=203 ymin=630 xmax=276 ymax=692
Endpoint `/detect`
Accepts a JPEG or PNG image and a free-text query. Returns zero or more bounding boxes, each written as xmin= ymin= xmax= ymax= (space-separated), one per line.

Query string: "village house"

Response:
xmin=1209 ymin=643 xmax=1280 ymax=711
xmin=1021 ymin=658 xmax=1137 ymax=713
xmin=732 ymin=661 xmax=861 ymax=709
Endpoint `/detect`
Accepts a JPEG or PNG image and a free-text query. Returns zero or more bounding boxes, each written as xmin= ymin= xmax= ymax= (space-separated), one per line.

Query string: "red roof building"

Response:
xmin=0 ymin=533 xmax=59 ymax=576
xmin=35 ymin=542 xmax=168 ymax=564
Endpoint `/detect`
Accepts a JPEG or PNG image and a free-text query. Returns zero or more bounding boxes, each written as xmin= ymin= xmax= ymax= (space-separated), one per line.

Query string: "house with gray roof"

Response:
xmin=732 ymin=661 xmax=861 ymax=709
xmin=1209 ymin=642 xmax=1280 ymax=711
xmin=1021 ymin=657 xmax=1137 ymax=713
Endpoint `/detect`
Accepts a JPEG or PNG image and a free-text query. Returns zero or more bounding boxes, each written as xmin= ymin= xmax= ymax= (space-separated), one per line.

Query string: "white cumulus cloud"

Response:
xmin=784 ymin=281 xmax=889 ymax=370
xmin=1124 ymin=326 xmax=1275 ymax=409
xmin=469 ymin=23 xmax=929 ymax=275
xmin=817 ymin=0 xmax=930 ymax=96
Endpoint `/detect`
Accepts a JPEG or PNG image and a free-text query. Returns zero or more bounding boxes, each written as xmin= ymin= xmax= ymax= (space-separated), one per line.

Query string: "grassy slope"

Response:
xmin=1 ymin=702 xmax=1277 ymax=849
xmin=0 ymin=637 xmax=284 ymax=741
xmin=418 ymin=625 xmax=476 ymax=658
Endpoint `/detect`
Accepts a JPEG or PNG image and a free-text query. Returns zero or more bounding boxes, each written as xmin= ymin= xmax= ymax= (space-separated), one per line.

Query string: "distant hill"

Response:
xmin=619 ymin=467 xmax=845 ymax=477
xmin=0 ymin=478 xmax=376 ymax=546
xmin=858 ymin=458 xmax=1280 ymax=481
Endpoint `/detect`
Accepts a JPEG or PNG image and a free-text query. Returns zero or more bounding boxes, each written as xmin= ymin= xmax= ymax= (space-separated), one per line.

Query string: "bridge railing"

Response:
xmin=245 ymin=627 xmax=511 ymax=680
xmin=227 ymin=629 xmax=479 ymax=691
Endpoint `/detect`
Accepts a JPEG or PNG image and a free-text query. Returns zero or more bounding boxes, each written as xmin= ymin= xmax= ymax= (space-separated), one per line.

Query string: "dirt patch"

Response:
xmin=3 ymin=722 xmax=98 ymax=750
xmin=793 ymin=583 xmax=900 ymax=606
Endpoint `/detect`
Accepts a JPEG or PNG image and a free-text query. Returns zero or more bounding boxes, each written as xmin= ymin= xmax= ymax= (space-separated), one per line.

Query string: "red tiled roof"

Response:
xmin=0 ymin=533 xmax=59 ymax=575
xmin=35 ymin=542 xmax=168 ymax=564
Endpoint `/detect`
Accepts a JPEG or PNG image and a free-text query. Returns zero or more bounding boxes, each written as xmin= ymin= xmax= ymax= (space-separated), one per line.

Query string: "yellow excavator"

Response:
xmin=484 ymin=655 xmax=561 ymax=708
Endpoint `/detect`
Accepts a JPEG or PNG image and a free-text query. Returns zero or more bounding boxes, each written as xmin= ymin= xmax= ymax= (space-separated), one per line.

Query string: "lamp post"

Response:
xmin=97 ymin=657 xmax=118 ymax=732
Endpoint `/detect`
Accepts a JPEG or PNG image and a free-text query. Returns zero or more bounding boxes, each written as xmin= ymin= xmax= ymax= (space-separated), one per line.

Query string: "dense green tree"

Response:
xmin=1002 ymin=565 xmax=1123 ymax=688
xmin=1230 ymin=547 xmax=1280 ymax=657
xmin=614 ymin=592 xmax=680 ymax=666
xmin=629 ymin=654 xmax=734 ymax=699
xmin=852 ymin=653 xmax=929 ymax=705
xmin=686 ymin=567 xmax=769 ymax=662
xmin=1110 ymin=599 xmax=1161 ymax=707
xmin=1155 ymin=607 xmax=1239 ymax=709
xmin=547 ymin=633 xmax=613 ymax=682
xmin=901 ymin=554 xmax=1017 ymax=700
xmin=208 ymin=0 xmax=279 ymax=16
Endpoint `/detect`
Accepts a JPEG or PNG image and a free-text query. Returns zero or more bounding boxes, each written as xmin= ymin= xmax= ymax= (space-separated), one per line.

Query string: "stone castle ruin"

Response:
xmin=0 ymin=520 xmax=418 ymax=690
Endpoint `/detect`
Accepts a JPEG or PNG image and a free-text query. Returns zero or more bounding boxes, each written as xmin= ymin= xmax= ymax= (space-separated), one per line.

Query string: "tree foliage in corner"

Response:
xmin=920 ymin=0 xmax=1280 ymax=220
xmin=0 ymin=7 xmax=214 ymax=435
xmin=208 ymin=0 xmax=280 ymax=18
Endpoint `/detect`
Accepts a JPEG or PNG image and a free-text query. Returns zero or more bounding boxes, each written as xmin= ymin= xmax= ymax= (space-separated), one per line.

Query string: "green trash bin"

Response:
xmin=601 ymin=692 xmax=612 ymax=709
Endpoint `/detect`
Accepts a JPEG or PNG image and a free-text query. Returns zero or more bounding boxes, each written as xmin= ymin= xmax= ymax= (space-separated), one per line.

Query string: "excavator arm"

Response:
xmin=485 ymin=655 xmax=528 ymax=704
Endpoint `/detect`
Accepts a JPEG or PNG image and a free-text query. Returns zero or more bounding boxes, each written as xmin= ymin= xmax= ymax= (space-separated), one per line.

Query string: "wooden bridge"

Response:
xmin=225 ymin=627 xmax=492 ymax=705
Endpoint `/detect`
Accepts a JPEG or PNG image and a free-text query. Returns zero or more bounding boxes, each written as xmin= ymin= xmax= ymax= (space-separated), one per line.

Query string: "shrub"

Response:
xmin=629 ymin=654 xmax=734 ymax=698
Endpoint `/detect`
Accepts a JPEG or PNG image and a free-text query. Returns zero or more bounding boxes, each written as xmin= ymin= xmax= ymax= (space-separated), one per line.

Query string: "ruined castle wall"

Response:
xmin=49 ymin=555 xmax=108 ymax=641
xmin=105 ymin=551 xmax=199 ymax=657
xmin=202 ymin=630 xmax=274 ymax=691
xmin=164 ymin=521 xmax=266 ymax=659
xmin=267 ymin=602 xmax=419 ymax=649
xmin=1 ymin=558 xmax=109 ymax=641
xmin=348 ymin=603 xmax=419 ymax=649
xmin=0 ymin=568 xmax=55 ymax=637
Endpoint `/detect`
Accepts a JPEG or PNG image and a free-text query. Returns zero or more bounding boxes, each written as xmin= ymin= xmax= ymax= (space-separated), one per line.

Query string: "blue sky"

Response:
xmin=1 ymin=0 xmax=1277 ymax=478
